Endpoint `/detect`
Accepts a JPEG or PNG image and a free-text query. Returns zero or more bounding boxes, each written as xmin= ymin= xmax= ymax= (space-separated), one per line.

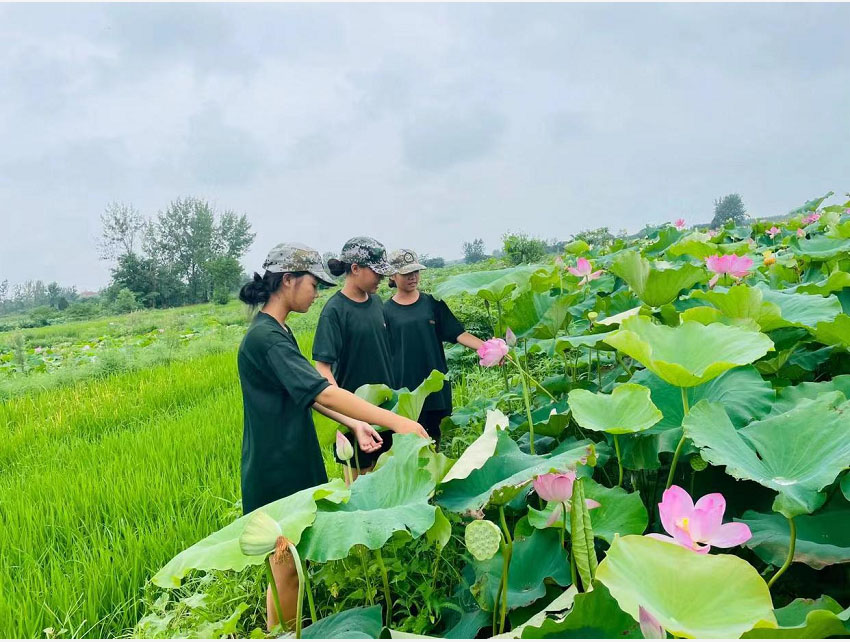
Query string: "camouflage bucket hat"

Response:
xmin=262 ymin=242 xmax=336 ymax=286
xmin=388 ymin=248 xmax=427 ymax=275
xmin=339 ymin=236 xmax=394 ymax=276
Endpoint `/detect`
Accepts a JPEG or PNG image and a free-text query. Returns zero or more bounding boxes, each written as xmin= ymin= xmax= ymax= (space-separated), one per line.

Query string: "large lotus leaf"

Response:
xmin=609 ymin=250 xmax=706 ymax=307
xmin=596 ymin=535 xmax=777 ymax=639
xmin=518 ymin=581 xmax=640 ymax=639
xmin=568 ymin=384 xmax=661 ymax=435
xmin=603 ymin=315 xmax=774 ymax=387
xmin=510 ymin=400 xmax=571 ymax=438
xmin=667 ymin=235 xmax=751 ymax=260
xmin=437 ymin=431 xmax=595 ymax=513
xmin=433 ymin=265 xmax=550 ymax=302
xmin=631 ymin=366 xmax=774 ymax=433
xmin=756 ymin=284 xmax=843 ymax=329
xmin=769 ymin=375 xmax=850 ymax=416
xmin=737 ymin=496 xmax=850 ymax=570
xmin=354 ymin=382 xmax=395 ymax=407
xmin=502 ymin=291 xmax=574 ymax=339
xmin=643 ymin=226 xmax=684 ymax=255
xmin=794 ymin=271 xmax=850 ymax=295
xmin=442 ymin=410 xmax=508 ymax=483
xmin=393 ymin=370 xmax=446 ymax=420
xmin=302 ymin=605 xmax=383 ymax=639
xmin=689 ymin=285 xmax=786 ymax=331
xmin=743 ymin=596 xmax=850 ymax=639
xmin=813 ymin=314 xmax=850 ymax=349
xmin=471 ymin=527 xmax=571 ymax=612
xmin=298 ymin=434 xmax=436 ymax=562
xmin=528 ymin=478 xmax=648 ymax=544
xmin=152 ymin=479 xmax=349 ymax=588
xmin=595 ymin=306 xmax=643 ymax=328
xmin=554 ymin=331 xmax=615 ymax=351
xmin=683 ymin=392 xmax=850 ymax=518
xmin=493 ymin=586 xmax=578 ymax=639
xmin=790 ymin=235 xmax=850 ymax=261
xmin=786 ymin=190 xmax=835 ymax=217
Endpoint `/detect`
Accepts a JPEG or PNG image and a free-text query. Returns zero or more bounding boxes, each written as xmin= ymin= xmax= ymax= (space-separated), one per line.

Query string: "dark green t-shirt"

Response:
xmin=383 ymin=292 xmax=465 ymax=412
xmin=237 ymin=312 xmax=330 ymax=514
xmin=312 ymin=291 xmax=395 ymax=392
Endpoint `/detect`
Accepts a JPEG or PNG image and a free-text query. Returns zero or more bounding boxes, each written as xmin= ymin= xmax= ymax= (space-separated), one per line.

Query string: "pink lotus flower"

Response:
xmin=567 ymin=257 xmax=603 ymax=285
xmin=766 ymin=226 xmax=781 ymax=239
xmin=335 ymin=430 xmax=354 ymax=462
xmin=673 ymin=218 xmax=686 ymax=230
xmin=797 ymin=228 xmax=805 ymax=238
xmin=802 ymin=212 xmax=821 ymax=225
xmin=554 ymin=256 xmax=565 ymax=269
xmin=639 ymin=607 xmax=666 ymax=639
xmin=505 ymin=327 xmax=517 ymax=347
xmin=477 ymin=338 xmax=509 ymax=367
xmin=647 ymin=485 xmax=751 ymax=554
xmin=533 ymin=472 xmax=601 ymax=526
xmin=705 ymin=253 xmax=753 ymax=288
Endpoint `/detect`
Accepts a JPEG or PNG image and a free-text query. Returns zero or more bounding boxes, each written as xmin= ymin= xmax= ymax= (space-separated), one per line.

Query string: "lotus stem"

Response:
xmin=665 ymin=387 xmax=691 ymax=490
xmin=498 ymin=541 xmax=511 ymax=634
xmin=596 ymin=348 xmax=602 ymax=389
xmin=265 ymin=556 xmax=284 ymax=633
xmin=359 ymin=546 xmax=374 ymax=605
xmin=587 ymin=348 xmax=592 ymax=382
xmin=375 ymin=549 xmax=393 ymax=627
xmin=505 ymin=355 xmax=557 ymax=402
xmin=613 ymin=435 xmax=623 ymax=488
xmin=518 ymin=362 xmax=536 ymax=455
xmin=767 ymin=516 xmax=797 ymax=589
xmin=353 ymin=445 xmax=361 ymax=475
xmin=302 ymin=560 xmax=317 ymax=625
xmin=616 ymin=353 xmax=632 ymax=377
xmin=288 ymin=543 xmax=305 ymax=639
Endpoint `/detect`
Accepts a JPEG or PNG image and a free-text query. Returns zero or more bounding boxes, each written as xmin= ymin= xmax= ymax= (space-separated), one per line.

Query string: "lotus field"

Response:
xmin=4 ymin=193 xmax=850 ymax=639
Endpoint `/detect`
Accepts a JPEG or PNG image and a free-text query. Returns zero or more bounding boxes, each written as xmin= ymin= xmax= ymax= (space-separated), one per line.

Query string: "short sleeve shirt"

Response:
xmin=312 ymin=292 xmax=395 ymax=392
xmin=383 ymin=292 xmax=465 ymax=412
xmin=237 ymin=312 xmax=331 ymax=514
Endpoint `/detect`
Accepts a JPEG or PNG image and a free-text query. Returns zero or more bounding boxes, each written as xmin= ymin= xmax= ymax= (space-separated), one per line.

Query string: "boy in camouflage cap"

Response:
xmin=336 ymin=236 xmax=395 ymax=275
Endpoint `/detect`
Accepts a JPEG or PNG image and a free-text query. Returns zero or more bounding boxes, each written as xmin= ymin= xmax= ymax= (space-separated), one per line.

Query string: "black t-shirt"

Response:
xmin=383 ymin=292 xmax=465 ymax=412
xmin=237 ymin=312 xmax=331 ymax=514
xmin=312 ymin=291 xmax=395 ymax=392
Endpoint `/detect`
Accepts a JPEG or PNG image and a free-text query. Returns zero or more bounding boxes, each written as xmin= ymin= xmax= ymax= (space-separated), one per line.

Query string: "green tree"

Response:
xmin=206 ymin=256 xmax=243 ymax=304
xmin=99 ymin=202 xmax=146 ymax=260
xmin=462 ymin=238 xmax=487 ymax=264
xmin=113 ymin=288 xmax=140 ymax=314
xmin=711 ymin=193 xmax=748 ymax=227
xmin=502 ymin=232 xmax=547 ymax=265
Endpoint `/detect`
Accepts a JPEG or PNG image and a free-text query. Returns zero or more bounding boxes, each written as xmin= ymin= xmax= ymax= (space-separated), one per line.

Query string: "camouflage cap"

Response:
xmin=388 ymin=248 xmax=427 ymax=274
xmin=339 ymin=236 xmax=394 ymax=276
xmin=262 ymin=242 xmax=336 ymax=286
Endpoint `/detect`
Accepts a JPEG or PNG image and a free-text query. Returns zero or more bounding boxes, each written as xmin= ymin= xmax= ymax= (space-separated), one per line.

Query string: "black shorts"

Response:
xmin=334 ymin=429 xmax=394 ymax=470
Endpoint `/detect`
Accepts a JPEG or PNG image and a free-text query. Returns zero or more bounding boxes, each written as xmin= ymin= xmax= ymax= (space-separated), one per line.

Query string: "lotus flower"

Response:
xmin=568 ymin=257 xmax=603 ymax=285
xmin=673 ymin=218 xmax=686 ymax=230
xmin=705 ymin=254 xmax=753 ymax=288
xmin=766 ymin=226 xmax=781 ymax=239
xmin=647 ymin=485 xmax=751 ymax=554
xmin=533 ymin=472 xmax=601 ymax=526
xmin=505 ymin=327 xmax=517 ymax=347
xmin=639 ymin=606 xmax=666 ymax=639
xmin=477 ymin=338 xmax=509 ymax=367
xmin=554 ymin=256 xmax=565 ymax=269
xmin=762 ymin=250 xmax=775 ymax=266
xmin=335 ymin=430 xmax=354 ymax=462
xmin=802 ymin=212 xmax=821 ymax=225
xmin=797 ymin=228 xmax=805 ymax=238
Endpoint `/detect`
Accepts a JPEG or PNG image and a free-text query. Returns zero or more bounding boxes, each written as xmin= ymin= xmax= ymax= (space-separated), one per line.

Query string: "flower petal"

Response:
xmin=707 ymin=521 xmax=752 ymax=548
xmin=639 ymin=606 xmax=666 ymax=639
xmin=658 ymin=485 xmax=694 ymax=538
xmin=544 ymin=503 xmax=563 ymax=528
xmin=690 ymin=493 xmax=726 ymax=542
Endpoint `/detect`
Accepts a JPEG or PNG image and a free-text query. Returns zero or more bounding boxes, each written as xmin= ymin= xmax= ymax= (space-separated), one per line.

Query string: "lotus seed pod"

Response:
xmin=238 ymin=510 xmax=282 ymax=556
xmin=464 ymin=519 xmax=502 ymax=561
xmin=588 ymin=311 xmax=599 ymax=322
xmin=689 ymin=454 xmax=708 ymax=472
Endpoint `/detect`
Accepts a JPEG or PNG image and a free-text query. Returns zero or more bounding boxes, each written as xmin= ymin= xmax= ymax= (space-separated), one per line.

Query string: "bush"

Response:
xmin=112 ymin=288 xmax=140 ymax=314
xmin=502 ymin=232 xmax=547 ymax=265
xmin=462 ymin=239 xmax=487 ymax=264
xmin=65 ymin=301 xmax=101 ymax=320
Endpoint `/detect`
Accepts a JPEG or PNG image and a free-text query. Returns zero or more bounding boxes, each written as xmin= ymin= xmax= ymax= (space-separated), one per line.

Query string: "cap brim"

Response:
xmin=369 ymin=260 xmax=396 ymax=276
xmin=396 ymin=263 xmax=427 ymax=274
xmin=308 ymin=265 xmax=338 ymax=286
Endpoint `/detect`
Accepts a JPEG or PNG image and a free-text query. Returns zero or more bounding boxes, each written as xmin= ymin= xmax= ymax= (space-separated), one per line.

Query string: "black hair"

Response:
xmin=238 ymin=271 xmax=309 ymax=306
xmin=327 ymin=258 xmax=352 ymax=277
xmin=388 ymin=277 xmax=397 ymax=288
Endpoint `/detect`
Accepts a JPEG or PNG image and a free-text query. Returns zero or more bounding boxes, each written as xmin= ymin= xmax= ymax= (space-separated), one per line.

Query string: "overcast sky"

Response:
xmin=2 ymin=3 xmax=849 ymax=291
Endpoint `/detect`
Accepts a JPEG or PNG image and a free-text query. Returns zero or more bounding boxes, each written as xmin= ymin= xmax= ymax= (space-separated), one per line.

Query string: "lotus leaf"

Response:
xmin=609 ymin=250 xmax=706 ymax=307
xmin=568 ymin=383 xmax=661 ymax=435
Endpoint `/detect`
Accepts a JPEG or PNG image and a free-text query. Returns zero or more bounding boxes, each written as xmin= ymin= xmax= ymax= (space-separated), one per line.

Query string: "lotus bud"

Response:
xmin=639 ymin=606 xmax=666 ymax=639
xmin=464 ymin=519 xmax=502 ymax=561
xmin=239 ymin=510 xmax=283 ymax=556
xmin=587 ymin=311 xmax=598 ymax=323
xmin=505 ymin=327 xmax=517 ymax=347
xmin=335 ymin=430 xmax=354 ymax=462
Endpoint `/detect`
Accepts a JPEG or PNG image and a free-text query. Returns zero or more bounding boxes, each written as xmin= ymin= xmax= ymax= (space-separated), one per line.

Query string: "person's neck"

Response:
xmin=341 ymin=280 xmax=369 ymax=302
xmin=393 ymin=288 xmax=420 ymax=304
xmin=260 ymin=299 xmax=290 ymax=328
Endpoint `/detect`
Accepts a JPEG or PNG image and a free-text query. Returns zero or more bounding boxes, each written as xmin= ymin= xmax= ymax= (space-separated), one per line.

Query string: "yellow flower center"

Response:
xmin=675 ymin=517 xmax=690 ymax=533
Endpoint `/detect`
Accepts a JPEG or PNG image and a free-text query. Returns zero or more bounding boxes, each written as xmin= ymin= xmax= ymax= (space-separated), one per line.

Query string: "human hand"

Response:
xmin=350 ymin=421 xmax=383 ymax=453
xmin=393 ymin=418 xmax=430 ymax=441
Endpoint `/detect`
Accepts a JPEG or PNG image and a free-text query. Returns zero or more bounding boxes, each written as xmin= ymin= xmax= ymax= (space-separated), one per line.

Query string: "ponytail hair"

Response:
xmin=327 ymin=258 xmax=352 ymax=277
xmin=239 ymin=271 xmax=284 ymax=306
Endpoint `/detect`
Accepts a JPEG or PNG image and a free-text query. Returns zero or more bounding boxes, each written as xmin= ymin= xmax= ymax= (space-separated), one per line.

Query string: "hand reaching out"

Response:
xmin=350 ymin=421 xmax=383 ymax=453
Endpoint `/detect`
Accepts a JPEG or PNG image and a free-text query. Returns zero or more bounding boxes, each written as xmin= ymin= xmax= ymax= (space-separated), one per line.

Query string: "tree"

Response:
xmin=0 ymin=279 xmax=8 ymax=303
xmin=113 ymin=288 xmax=140 ymax=314
xmin=421 ymin=256 xmax=445 ymax=268
xmin=206 ymin=256 xmax=243 ymax=304
xmin=46 ymin=282 xmax=62 ymax=309
xmin=99 ymin=202 xmax=146 ymax=260
xmin=502 ymin=232 xmax=547 ymax=265
xmin=711 ymin=194 xmax=748 ymax=227
xmin=215 ymin=211 xmax=255 ymax=259
xmin=462 ymin=238 xmax=487 ymax=264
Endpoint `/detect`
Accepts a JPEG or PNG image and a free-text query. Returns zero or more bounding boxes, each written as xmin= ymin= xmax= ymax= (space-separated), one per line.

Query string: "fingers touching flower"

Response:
xmin=647 ymin=485 xmax=751 ymax=554
xmin=477 ymin=338 xmax=509 ymax=367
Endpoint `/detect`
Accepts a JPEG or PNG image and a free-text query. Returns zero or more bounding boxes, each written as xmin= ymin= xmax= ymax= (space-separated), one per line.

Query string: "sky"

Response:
xmin=1 ymin=3 xmax=849 ymax=292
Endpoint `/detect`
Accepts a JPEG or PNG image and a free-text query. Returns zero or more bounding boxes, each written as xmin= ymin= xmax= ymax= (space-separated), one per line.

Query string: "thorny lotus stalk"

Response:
xmin=375 ymin=548 xmax=393 ymax=627
xmin=265 ymin=557 xmax=283 ymax=632
xmin=302 ymin=560 xmax=317 ymax=625
xmin=665 ymin=387 xmax=690 ymax=489
xmin=613 ymin=435 xmax=623 ymax=487
xmin=497 ymin=505 xmax=513 ymax=634
xmin=767 ymin=516 xmax=797 ymax=589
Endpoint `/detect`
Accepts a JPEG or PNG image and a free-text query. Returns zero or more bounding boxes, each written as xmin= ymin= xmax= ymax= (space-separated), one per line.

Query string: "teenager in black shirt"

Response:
xmin=383 ymin=249 xmax=484 ymax=447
